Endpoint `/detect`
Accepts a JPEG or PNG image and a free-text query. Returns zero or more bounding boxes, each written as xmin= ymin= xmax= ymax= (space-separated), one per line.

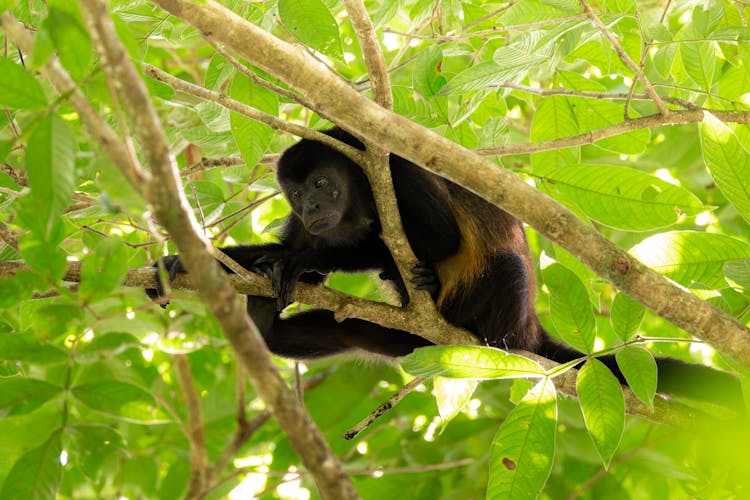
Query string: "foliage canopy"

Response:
xmin=1 ymin=0 xmax=750 ymax=498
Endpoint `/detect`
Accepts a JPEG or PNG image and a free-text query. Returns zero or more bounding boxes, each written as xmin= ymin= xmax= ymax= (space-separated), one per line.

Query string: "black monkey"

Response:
xmin=148 ymin=128 xmax=741 ymax=407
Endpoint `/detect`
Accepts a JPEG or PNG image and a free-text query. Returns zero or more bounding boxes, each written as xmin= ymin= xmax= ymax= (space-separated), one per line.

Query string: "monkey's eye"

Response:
xmin=289 ymin=189 xmax=302 ymax=200
xmin=314 ymin=177 xmax=328 ymax=188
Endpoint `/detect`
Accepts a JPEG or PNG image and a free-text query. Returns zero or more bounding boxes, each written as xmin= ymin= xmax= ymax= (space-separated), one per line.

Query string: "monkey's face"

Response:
xmin=284 ymin=167 xmax=348 ymax=235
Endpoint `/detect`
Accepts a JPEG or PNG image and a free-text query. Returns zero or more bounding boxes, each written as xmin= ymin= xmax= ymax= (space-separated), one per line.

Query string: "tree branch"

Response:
xmin=579 ymin=0 xmax=669 ymax=116
xmin=75 ymin=2 xmax=358 ymax=497
xmin=146 ymin=0 xmax=750 ymax=369
xmin=173 ymin=354 xmax=208 ymax=499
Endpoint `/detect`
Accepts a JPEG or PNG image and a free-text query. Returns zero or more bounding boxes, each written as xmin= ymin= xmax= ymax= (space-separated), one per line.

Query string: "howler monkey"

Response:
xmin=148 ymin=128 xmax=741 ymax=407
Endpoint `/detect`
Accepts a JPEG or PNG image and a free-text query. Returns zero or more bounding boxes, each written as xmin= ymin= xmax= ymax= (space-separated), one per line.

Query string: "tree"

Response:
xmin=1 ymin=0 xmax=749 ymax=498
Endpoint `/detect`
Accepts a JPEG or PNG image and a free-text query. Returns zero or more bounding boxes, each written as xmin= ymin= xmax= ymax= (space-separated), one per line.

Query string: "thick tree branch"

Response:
xmin=0 ymin=261 xmax=708 ymax=427
xmin=76 ymin=3 xmax=358 ymax=498
xmin=342 ymin=0 xmax=438 ymax=317
xmin=147 ymin=0 xmax=750 ymax=369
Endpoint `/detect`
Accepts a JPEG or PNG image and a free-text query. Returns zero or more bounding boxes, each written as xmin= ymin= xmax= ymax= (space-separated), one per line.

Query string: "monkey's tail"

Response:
xmin=537 ymin=335 xmax=744 ymax=412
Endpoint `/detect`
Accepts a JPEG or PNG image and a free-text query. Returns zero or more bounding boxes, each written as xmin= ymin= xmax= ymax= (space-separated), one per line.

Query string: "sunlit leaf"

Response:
xmin=724 ymin=258 xmax=750 ymax=294
xmin=400 ymin=345 xmax=546 ymax=379
xmin=577 ymin=359 xmax=625 ymax=467
xmin=542 ymin=165 xmax=704 ymax=230
xmin=543 ymin=263 xmax=596 ymax=353
xmin=700 ymin=116 xmax=750 ymax=225
xmin=616 ymin=346 xmax=657 ymax=410
xmin=278 ymin=0 xmax=343 ymax=62
xmin=488 ymin=378 xmax=557 ymax=499
xmin=434 ymin=376 xmax=478 ymax=427
xmin=630 ymin=231 xmax=750 ymax=289
xmin=610 ymin=293 xmax=645 ymax=340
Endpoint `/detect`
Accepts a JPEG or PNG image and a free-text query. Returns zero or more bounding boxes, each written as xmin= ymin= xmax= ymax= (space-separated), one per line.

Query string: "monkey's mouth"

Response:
xmin=308 ymin=211 xmax=340 ymax=234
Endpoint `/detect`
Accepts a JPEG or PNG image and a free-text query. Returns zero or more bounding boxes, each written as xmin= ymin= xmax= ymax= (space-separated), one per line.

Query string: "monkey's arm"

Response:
xmin=247 ymin=295 xmax=431 ymax=358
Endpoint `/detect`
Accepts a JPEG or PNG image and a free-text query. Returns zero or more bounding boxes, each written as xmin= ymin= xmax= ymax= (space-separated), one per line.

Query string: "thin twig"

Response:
xmin=174 ymin=354 xmax=208 ymax=499
xmin=579 ymin=0 xmax=669 ymax=116
xmin=344 ymin=376 xmax=427 ymax=440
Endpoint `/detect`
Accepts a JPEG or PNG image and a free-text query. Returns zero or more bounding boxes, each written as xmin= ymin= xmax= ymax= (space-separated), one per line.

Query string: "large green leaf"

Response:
xmin=615 ymin=346 xmax=657 ymax=411
xmin=0 ymin=431 xmax=62 ymax=500
xmin=41 ymin=7 xmax=93 ymax=81
xmin=629 ymin=231 xmax=750 ymax=289
xmin=724 ymin=258 xmax=750 ymax=294
xmin=400 ymin=345 xmax=546 ymax=380
xmin=487 ymin=378 xmax=557 ymax=499
xmin=0 ymin=378 xmax=62 ymax=417
xmin=79 ymin=237 xmax=130 ymax=302
xmin=229 ymin=73 xmax=277 ymax=169
xmin=72 ymin=381 xmax=170 ymax=424
xmin=681 ymin=41 xmax=715 ymax=90
xmin=700 ymin=116 xmax=750 ymax=225
xmin=542 ymin=165 xmax=704 ymax=230
xmin=25 ymin=114 xmax=76 ymax=240
xmin=0 ymin=58 xmax=48 ymax=109
xmin=577 ymin=359 xmax=625 ymax=468
xmin=543 ymin=263 xmax=596 ymax=353
xmin=570 ymin=98 xmax=650 ymax=154
xmin=530 ymin=96 xmax=579 ymax=173
xmin=278 ymin=0 xmax=343 ymax=62
xmin=0 ymin=334 xmax=68 ymax=365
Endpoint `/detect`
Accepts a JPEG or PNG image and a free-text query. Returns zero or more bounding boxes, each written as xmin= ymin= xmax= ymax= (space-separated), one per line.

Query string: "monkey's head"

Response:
xmin=277 ymin=136 xmax=378 ymax=241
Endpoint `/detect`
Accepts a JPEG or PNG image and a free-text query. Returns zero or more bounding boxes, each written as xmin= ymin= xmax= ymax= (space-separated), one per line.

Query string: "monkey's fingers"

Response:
xmin=410 ymin=262 xmax=440 ymax=297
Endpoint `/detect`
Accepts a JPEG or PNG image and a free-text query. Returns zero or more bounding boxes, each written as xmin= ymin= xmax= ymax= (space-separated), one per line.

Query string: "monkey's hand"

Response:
xmin=250 ymin=250 xmax=319 ymax=311
xmin=145 ymin=255 xmax=184 ymax=308
xmin=411 ymin=261 xmax=440 ymax=300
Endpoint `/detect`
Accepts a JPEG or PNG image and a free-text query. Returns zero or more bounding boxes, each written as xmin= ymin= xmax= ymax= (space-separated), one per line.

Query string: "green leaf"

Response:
xmin=487 ymin=378 xmax=557 ymax=500
xmin=400 ymin=345 xmax=546 ymax=379
xmin=700 ymin=116 xmax=750 ymax=225
xmin=0 ymin=378 xmax=62 ymax=417
xmin=681 ymin=41 xmax=715 ymax=90
xmin=25 ymin=114 xmax=76 ymax=240
xmin=412 ymin=45 xmax=446 ymax=97
xmin=530 ymin=96 xmax=579 ymax=173
xmin=577 ymin=359 xmax=625 ymax=467
xmin=72 ymin=381 xmax=170 ymax=424
xmin=434 ymin=376 xmax=478 ymax=428
xmin=75 ymin=332 xmax=141 ymax=364
xmin=570 ymin=98 xmax=650 ymax=154
xmin=615 ymin=346 xmax=657 ymax=411
xmin=435 ymin=62 xmax=494 ymax=96
xmin=278 ymin=0 xmax=343 ymax=62
xmin=0 ymin=58 xmax=48 ymax=109
xmin=543 ymin=263 xmax=596 ymax=353
xmin=610 ymin=293 xmax=645 ymax=340
xmin=542 ymin=165 xmax=704 ymax=230
xmin=67 ymin=425 xmax=125 ymax=480
xmin=0 ymin=334 xmax=68 ymax=365
xmin=0 ymin=0 xmax=19 ymax=13
xmin=18 ymin=233 xmax=67 ymax=283
xmin=0 ymin=431 xmax=62 ymax=500
xmin=724 ymin=258 xmax=750 ymax=294
xmin=42 ymin=7 xmax=93 ymax=81
xmin=229 ymin=73 xmax=277 ymax=168
xmin=79 ymin=237 xmax=130 ymax=302
xmin=629 ymin=231 xmax=750 ymax=289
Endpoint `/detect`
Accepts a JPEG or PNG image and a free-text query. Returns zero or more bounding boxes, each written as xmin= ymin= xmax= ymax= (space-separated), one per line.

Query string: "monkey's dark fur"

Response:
xmin=148 ymin=128 xmax=741 ymax=408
